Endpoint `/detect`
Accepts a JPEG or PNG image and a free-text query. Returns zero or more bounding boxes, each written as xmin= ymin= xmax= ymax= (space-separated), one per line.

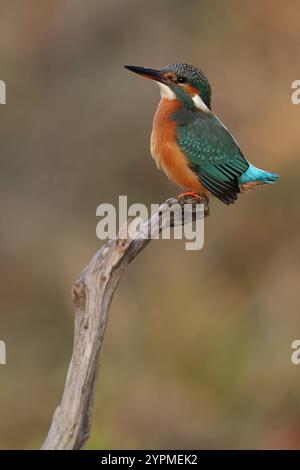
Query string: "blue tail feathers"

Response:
xmin=239 ymin=162 xmax=279 ymax=185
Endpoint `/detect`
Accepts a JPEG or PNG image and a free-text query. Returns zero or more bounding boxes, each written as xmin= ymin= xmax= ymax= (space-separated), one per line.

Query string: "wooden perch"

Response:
xmin=41 ymin=196 xmax=209 ymax=450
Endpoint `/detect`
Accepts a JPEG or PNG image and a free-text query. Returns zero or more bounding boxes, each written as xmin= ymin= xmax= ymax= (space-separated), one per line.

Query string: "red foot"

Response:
xmin=178 ymin=191 xmax=203 ymax=202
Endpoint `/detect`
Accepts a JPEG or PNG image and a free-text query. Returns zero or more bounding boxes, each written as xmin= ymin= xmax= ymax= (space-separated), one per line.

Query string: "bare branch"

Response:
xmin=41 ymin=196 xmax=209 ymax=450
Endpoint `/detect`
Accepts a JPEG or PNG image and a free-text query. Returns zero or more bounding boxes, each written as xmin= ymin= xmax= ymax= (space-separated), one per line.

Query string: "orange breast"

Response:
xmin=150 ymin=98 xmax=208 ymax=195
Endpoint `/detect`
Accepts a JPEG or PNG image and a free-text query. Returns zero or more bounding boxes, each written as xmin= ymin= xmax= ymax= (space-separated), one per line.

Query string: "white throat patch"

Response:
xmin=192 ymin=94 xmax=210 ymax=112
xmin=156 ymin=83 xmax=210 ymax=112
xmin=157 ymin=82 xmax=176 ymax=100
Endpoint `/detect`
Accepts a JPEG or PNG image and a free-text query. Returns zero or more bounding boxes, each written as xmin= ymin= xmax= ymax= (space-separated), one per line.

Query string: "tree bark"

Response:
xmin=41 ymin=196 xmax=209 ymax=450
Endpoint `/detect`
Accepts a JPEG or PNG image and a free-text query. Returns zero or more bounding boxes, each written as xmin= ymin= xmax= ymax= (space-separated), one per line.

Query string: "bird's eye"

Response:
xmin=177 ymin=76 xmax=186 ymax=84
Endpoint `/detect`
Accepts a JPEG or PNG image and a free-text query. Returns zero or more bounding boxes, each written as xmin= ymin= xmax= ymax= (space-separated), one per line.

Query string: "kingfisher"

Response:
xmin=124 ymin=63 xmax=279 ymax=205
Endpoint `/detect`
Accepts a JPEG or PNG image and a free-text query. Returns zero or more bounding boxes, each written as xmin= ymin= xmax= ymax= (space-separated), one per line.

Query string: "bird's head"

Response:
xmin=124 ymin=63 xmax=212 ymax=111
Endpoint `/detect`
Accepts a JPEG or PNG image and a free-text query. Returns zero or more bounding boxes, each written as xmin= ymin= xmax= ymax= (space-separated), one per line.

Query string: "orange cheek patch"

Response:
xmin=185 ymin=84 xmax=199 ymax=96
xmin=164 ymin=71 xmax=177 ymax=81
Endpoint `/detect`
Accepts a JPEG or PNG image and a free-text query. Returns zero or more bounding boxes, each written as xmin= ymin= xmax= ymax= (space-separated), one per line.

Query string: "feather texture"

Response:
xmin=174 ymin=109 xmax=249 ymax=204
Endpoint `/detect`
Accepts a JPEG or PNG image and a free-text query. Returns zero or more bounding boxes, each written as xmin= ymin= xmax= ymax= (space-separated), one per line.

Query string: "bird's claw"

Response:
xmin=177 ymin=191 xmax=203 ymax=203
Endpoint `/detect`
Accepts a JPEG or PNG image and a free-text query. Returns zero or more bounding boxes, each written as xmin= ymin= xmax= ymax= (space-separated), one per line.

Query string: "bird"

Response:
xmin=124 ymin=63 xmax=279 ymax=205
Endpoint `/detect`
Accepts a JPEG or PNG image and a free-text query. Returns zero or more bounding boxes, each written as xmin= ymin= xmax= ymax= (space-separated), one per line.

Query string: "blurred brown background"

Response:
xmin=0 ymin=0 xmax=300 ymax=450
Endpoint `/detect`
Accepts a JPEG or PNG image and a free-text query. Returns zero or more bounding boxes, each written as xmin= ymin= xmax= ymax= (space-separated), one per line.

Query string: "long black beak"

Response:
xmin=124 ymin=65 xmax=164 ymax=82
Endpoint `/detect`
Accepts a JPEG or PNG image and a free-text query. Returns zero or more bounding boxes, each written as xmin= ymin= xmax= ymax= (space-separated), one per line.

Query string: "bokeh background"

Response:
xmin=1 ymin=0 xmax=300 ymax=450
